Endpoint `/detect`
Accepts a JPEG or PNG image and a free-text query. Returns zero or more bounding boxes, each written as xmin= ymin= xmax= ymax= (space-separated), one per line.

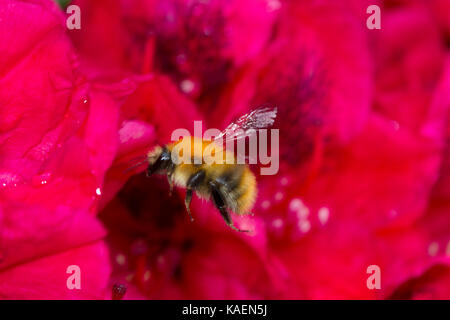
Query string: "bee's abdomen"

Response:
xmin=216 ymin=166 xmax=257 ymax=215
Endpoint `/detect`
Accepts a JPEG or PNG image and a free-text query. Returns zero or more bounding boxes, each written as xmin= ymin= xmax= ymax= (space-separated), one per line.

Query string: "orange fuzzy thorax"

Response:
xmin=165 ymin=136 xmax=257 ymax=214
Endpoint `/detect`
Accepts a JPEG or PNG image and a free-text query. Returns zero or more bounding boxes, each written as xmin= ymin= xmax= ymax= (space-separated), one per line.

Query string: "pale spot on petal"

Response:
xmin=126 ymin=274 xmax=134 ymax=282
xmin=297 ymin=206 xmax=310 ymax=219
xmin=267 ymin=0 xmax=281 ymax=12
xmin=261 ymin=200 xmax=271 ymax=209
xmin=318 ymin=207 xmax=330 ymax=225
xmin=289 ymin=198 xmax=303 ymax=211
xmin=116 ymin=254 xmax=126 ymax=266
xmin=428 ymin=242 xmax=439 ymax=257
xmin=157 ymin=255 xmax=165 ymax=266
xmin=272 ymin=218 xmax=283 ymax=229
xmin=389 ymin=209 xmax=398 ymax=218
xmin=298 ymin=220 xmax=311 ymax=233
xmin=391 ymin=120 xmax=400 ymax=130
xmin=180 ymin=79 xmax=195 ymax=93
xmin=274 ymin=192 xmax=284 ymax=201
xmin=119 ymin=121 xmax=145 ymax=143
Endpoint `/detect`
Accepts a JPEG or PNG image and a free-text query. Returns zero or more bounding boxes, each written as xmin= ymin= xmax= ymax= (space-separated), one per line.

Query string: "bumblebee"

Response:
xmin=142 ymin=108 xmax=277 ymax=232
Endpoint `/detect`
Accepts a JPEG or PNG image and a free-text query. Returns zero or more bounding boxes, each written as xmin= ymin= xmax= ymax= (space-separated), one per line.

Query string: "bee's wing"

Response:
xmin=211 ymin=107 xmax=277 ymax=162
xmin=213 ymin=107 xmax=277 ymax=143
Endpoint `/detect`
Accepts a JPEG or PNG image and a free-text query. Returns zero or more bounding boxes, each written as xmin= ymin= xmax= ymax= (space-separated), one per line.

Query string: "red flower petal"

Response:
xmin=0 ymin=0 xmax=117 ymax=299
xmin=0 ymin=241 xmax=111 ymax=299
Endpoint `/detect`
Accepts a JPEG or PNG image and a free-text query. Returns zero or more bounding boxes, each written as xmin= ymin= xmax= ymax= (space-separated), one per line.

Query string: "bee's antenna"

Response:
xmin=124 ymin=160 xmax=148 ymax=173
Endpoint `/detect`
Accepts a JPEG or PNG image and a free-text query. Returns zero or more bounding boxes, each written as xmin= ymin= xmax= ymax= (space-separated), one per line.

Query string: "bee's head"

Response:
xmin=146 ymin=146 xmax=172 ymax=176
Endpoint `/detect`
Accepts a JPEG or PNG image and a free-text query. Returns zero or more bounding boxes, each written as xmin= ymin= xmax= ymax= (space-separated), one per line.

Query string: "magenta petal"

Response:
xmin=0 ymin=204 xmax=106 ymax=270
xmin=0 ymin=241 xmax=111 ymax=299
xmin=389 ymin=265 xmax=450 ymax=300
xmin=373 ymin=4 xmax=445 ymax=134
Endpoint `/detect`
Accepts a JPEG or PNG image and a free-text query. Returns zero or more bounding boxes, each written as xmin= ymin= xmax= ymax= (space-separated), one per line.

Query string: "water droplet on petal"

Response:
xmin=32 ymin=172 xmax=52 ymax=187
xmin=96 ymin=187 xmax=102 ymax=196
xmin=0 ymin=172 xmax=21 ymax=187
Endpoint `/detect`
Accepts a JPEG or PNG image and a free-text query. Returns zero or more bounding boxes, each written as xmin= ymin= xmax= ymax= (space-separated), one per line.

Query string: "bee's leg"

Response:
xmin=185 ymin=189 xmax=194 ymax=222
xmin=210 ymin=182 xmax=250 ymax=233
xmin=167 ymin=174 xmax=173 ymax=196
xmin=184 ymin=170 xmax=206 ymax=223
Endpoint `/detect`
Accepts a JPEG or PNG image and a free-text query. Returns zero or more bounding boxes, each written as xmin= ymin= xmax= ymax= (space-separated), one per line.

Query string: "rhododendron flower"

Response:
xmin=1 ymin=0 xmax=449 ymax=300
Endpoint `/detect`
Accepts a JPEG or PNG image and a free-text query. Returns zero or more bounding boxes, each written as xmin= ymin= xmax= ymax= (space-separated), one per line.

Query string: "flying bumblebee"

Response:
xmin=131 ymin=108 xmax=277 ymax=232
